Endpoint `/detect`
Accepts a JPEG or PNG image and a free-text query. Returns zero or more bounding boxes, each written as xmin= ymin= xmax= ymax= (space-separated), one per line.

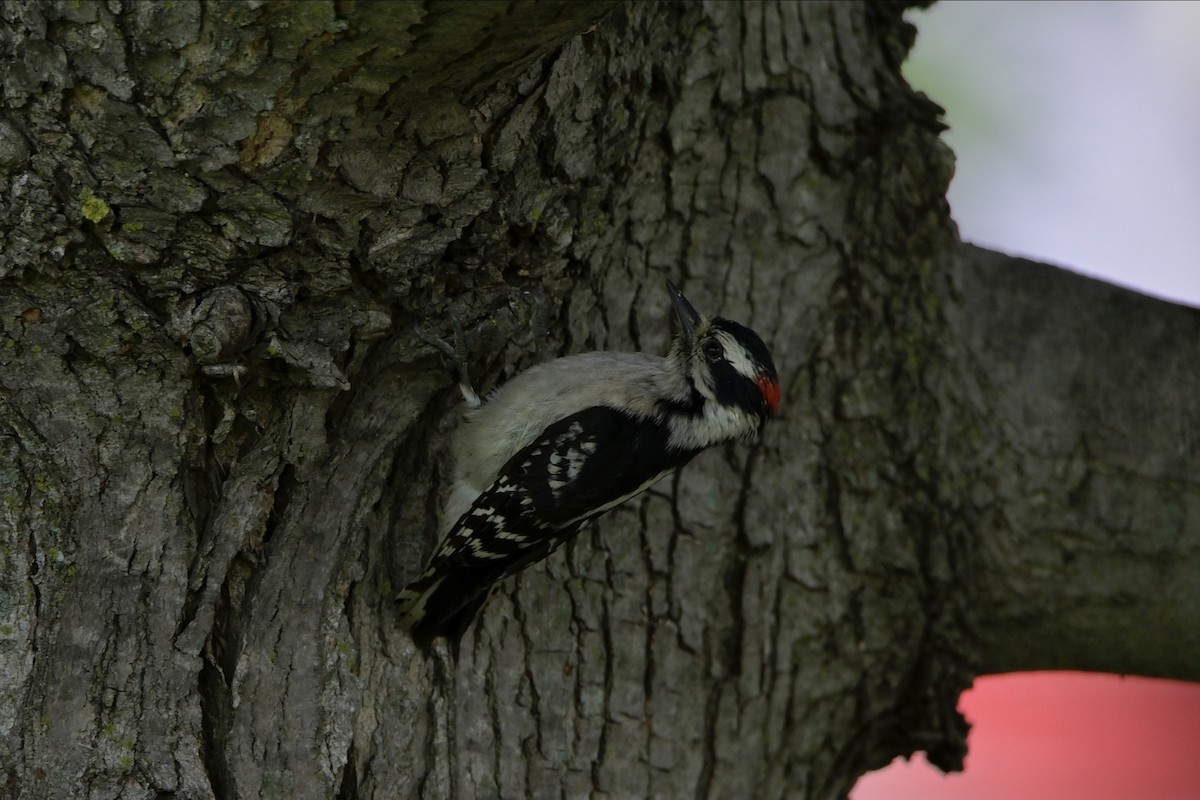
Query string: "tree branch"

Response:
xmin=959 ymin=243 xmax=1200 ymax=681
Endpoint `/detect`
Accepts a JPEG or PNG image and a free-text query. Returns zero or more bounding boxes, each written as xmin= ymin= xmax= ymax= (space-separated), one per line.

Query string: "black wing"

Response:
xmin=397 ymin=405 xmax=697 ymax=646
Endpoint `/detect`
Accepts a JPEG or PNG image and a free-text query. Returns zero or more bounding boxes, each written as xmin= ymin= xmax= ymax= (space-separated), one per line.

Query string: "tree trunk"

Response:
xmin=1 ymin=2 xmax=1196 ymax=799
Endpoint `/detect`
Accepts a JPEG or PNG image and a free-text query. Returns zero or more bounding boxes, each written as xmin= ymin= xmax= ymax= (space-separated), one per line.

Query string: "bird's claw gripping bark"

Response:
xmin=413 ymin=321 xmax=482 ymax=408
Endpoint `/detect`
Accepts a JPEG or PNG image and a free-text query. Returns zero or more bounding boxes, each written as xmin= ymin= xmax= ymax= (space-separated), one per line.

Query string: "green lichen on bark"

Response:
xmin=78 ymin=187 xmax=111 ymax=223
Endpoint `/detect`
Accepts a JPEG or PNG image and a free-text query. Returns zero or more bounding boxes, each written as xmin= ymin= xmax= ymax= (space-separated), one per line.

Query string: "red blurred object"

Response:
xmin=853 ymin=671 xmax=1200 ymax=800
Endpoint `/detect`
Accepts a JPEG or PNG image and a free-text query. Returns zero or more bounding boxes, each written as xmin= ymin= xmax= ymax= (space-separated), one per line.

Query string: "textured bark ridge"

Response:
xmin=1 ymin=2 xmax=1197 ymax=799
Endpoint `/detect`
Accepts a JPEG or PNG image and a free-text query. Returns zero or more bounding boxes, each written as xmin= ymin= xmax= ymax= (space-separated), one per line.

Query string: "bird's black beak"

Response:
xmin=665 ymin=280 xmax=701 ymax=340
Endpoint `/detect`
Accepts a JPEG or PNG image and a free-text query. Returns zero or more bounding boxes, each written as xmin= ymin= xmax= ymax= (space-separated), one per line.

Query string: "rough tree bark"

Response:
xmin=1 ymin=1 xmax=1196 ymax=799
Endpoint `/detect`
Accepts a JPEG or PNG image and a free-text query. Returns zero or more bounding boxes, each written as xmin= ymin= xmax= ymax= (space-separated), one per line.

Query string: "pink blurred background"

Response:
xmin=854 ymin=3 xmax=1200 ymax=797
xmin=855 ymin=673 xmax=1200 ymax=799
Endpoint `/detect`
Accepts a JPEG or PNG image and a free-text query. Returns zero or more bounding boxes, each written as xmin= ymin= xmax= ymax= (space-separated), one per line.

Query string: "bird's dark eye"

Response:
xmin=701 ymin=340 xmax=723 ymax=361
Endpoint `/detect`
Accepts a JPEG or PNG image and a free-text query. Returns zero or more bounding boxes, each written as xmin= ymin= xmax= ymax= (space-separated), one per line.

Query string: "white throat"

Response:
xmin=667 ymin=401 xmax=758 ymax=451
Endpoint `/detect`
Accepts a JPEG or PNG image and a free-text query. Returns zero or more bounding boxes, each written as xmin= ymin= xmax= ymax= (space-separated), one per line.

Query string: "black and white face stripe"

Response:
xmin=690 ymin=318 xmax=779 ymax=419
xmin=710 ymin=318 xmax=777 ymax=379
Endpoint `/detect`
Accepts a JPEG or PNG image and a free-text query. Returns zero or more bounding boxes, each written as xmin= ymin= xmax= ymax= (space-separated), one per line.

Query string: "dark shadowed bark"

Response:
xmin=1 ymin=2 xmax=1196 ymax=799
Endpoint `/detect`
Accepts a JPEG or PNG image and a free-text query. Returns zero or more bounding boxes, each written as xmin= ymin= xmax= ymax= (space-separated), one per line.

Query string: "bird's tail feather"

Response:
xmin=397 ymin=569 xmax=490 ymax=650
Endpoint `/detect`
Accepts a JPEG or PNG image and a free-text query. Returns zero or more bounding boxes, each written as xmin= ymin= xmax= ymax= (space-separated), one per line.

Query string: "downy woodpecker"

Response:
xmin=398 ymin=280 xmax=780 ymax=647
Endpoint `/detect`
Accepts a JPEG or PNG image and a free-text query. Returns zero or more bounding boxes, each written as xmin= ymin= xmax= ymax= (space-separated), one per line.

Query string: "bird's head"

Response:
xmin=666 ymin=280 xmax=780 ymax=438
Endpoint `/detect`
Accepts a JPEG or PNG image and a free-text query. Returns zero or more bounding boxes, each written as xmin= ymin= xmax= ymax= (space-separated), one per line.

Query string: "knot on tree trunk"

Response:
xmin=170 ymin=286 xmax=265 ymax=364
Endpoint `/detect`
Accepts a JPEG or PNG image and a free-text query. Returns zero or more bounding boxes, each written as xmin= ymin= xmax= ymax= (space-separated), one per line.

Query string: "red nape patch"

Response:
xmin=756 ymin=375 xmax=781 ymax=415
